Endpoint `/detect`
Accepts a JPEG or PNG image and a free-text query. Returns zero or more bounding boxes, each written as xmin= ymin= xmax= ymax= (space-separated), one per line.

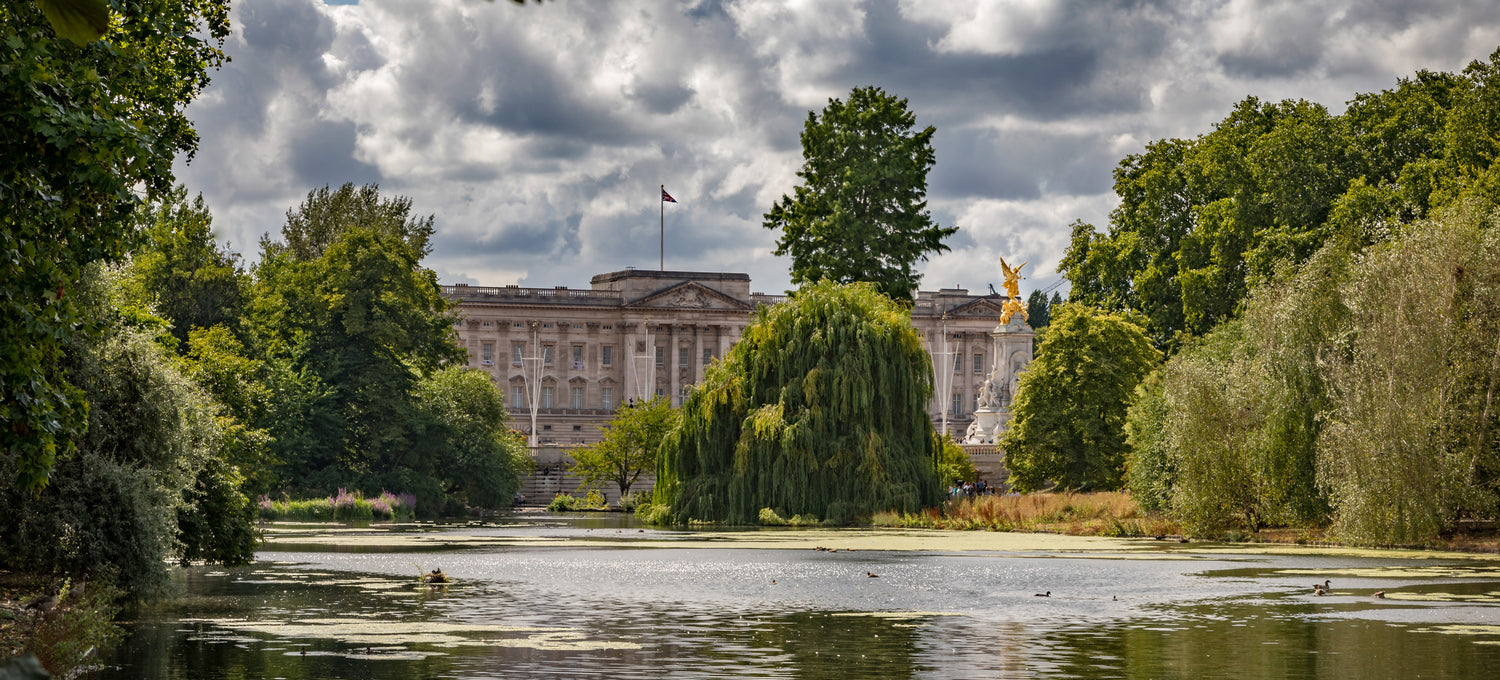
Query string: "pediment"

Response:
xmin=623 ymin=281 xmax=752 ymax=311
xmin=946 ymin=297 xmax=1007 ymax=317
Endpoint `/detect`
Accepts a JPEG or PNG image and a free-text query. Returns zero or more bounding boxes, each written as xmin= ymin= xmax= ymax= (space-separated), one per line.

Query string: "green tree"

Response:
xmin=655 ymin=281 xmax=942 ymax=524
xmin=266 ymin=182 xmax=436 ymax=262
xmin=409 ymin=367 xmax=528 ymax=513
xmin=763 ymin=86 xmax=956 ymax=302
xmin=250 ymin=187 xmax=461 ymax=499
xmin=937 ymin=438 xmax=977 ymax=488
xmin=569 ymin=397 xmax=678 ymax=499
xmin=1319 ymin=201 xmax=1500 ymax=544
xmin=1061 ymin=49 xmax=1500 ymax=352
xmin=125 ymin=187 xmax=247 ymax=348
xmin=0 ymin=269 xmax=251 ymax=595
xmin=1 ymin=0 xmax=229 ymax=491
xmin=1001 ymin=304 xmax=1160 ymax=492
xmin=1025 ymin=289 xmax=1053 ymax=328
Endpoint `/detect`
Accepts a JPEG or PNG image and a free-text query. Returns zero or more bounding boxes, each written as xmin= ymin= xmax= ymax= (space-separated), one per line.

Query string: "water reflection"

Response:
xmin=95 ymin=516 xmax=1500 ymax=679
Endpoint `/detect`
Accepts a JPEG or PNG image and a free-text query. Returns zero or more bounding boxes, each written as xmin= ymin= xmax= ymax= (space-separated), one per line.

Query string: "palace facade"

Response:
xmin=442 ymin=269 xmax=1017 ymax=445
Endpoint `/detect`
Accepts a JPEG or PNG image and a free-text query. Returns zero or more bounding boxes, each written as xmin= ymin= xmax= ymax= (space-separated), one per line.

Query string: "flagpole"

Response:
xmin=659 ymin=184 xmax=665 ymax=271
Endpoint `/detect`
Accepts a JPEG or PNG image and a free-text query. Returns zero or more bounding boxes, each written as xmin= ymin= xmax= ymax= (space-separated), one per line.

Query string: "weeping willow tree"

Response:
xmin=653 ymin=281 xmax=942 ymax=525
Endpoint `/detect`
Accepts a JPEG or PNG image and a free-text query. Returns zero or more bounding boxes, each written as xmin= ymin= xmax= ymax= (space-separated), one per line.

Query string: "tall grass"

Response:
xmin=258 ymin=489 xmax=416 ymax=521
xmin=873 ymin=491 xmax=1180 ymax=537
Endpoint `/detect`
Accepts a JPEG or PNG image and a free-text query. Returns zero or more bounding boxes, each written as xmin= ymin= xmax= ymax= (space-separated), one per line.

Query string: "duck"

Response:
xmin=1035 ymin=591 xmax=1050 ymax=597
xmin=866 ymin=571 xmax=880 ymax=578
xmin=1373 ymin=591 xmax=1386 ymax=599
xmin=424 ymin=568 xmax=448 ymax=584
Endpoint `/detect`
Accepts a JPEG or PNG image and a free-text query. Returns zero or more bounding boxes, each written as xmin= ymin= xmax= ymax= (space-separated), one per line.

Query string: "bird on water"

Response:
xmin=1035 ymin=591 xmax=1050 ymax=597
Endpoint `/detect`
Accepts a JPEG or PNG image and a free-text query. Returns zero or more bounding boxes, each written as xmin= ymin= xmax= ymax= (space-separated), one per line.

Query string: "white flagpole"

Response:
xmin=659 ymin=184 xmax=665 ymax=271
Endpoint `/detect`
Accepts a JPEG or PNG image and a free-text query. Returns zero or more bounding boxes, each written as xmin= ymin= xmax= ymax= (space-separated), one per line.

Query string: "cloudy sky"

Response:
xmin=176 ymin=0 xmax=1500 ymax=296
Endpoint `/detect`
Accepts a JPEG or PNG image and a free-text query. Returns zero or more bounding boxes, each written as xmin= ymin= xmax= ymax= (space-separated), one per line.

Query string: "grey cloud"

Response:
xmin=288 ymin=120 xmax=382 ymax=188
xmin=631 ymin=82 xmax=696 ymax=115
xmin=930 ymin=128 xmax=1117 ymax=200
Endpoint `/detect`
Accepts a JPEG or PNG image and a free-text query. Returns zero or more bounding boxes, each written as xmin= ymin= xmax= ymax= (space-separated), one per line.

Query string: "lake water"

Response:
xmin=97 ymin=514 xmax=1500 ymax=679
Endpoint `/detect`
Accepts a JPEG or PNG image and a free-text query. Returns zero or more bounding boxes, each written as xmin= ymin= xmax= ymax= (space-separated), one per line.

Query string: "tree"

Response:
xmin=1026 ymin=289 xmax=1053 ymax=328
xmin=655 ymin=281 xmax=943 ymax=524
xmin=1 ymin=0 xmax=229 ymax=491
xmin=763 ymin=86 xmax=956 ymax=302
xmin=250 ymin=186 xmax=462 ymax=499
xmin=267 ymin=182 xmax=436 ymax=262
xmin=1318 ymin=201 xmax=1500 ymax=543
xmin=410 ymin=367 xmax=529 ymax=513
xmin=0 ymin=269 xmax=252 ymax=596
xmin=570 ymin=397 xmax=678 ymax=499
xmin=125 ymin=187 xmax=247 ymax=348
xmin=1001 ymin=304 xmax=1159 ymax=492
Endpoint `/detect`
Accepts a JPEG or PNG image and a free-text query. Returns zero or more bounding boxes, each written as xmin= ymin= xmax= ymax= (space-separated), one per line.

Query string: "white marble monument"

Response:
xmin=963 ymin=258 xmax=1035 ymax=444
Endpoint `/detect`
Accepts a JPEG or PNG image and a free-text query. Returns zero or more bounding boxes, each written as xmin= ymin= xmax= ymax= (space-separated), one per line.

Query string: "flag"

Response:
xmin=661 ymin=187 xmax=677 ymax=203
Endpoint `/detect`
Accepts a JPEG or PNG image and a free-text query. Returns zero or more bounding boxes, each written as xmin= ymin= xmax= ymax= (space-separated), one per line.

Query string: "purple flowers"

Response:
xmin=257 ymin=489 xmax=417 ymax=521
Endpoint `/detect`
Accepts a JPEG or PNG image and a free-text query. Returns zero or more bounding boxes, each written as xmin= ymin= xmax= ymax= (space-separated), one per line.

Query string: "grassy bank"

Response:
xmin=873 ymin=492 xmax=1181 ymax=538
xmin=258 ymin=489 xmax=417 ymax=521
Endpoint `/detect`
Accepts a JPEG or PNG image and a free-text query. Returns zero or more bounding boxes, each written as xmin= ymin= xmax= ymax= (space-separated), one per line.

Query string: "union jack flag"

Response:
xmin=661 ymin=188 xmax=677 ymax=203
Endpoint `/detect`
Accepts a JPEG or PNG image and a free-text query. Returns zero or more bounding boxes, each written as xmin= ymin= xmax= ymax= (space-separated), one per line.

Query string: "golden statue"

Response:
xmin=998 ymin=257 xmax=1029 ymax=324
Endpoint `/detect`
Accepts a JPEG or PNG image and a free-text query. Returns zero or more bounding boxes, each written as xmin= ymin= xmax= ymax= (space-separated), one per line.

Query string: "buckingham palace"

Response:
xmin=441 ymin=268 xmax=1017 ymax=445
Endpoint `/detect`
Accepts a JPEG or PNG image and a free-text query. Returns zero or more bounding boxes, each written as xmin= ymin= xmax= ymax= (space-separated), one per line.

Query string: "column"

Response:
xmin=669 ymin=324 xmax=680 ymax=404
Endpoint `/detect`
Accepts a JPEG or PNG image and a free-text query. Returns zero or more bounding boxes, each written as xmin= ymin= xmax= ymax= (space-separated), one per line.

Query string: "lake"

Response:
xmin=96 ymin=513 xmax=1500 ymax=679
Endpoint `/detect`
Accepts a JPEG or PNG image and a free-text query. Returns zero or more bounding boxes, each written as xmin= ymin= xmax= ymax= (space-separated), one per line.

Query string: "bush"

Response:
xmin=618 ymin=490 xmax=652 ymax=513
xmin=635 ymin=503 xmax=672 ymax=525
xmin=546 ymin=490 xmax=608 ymax=512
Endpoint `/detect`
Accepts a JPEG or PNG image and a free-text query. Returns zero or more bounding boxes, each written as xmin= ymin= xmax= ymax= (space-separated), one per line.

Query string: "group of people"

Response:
xmin=949 ymin=480 xmax=997 ymax=498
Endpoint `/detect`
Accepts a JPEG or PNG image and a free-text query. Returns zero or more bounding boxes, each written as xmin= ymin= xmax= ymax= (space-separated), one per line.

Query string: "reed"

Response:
xmin=872 ymin=491 xmax=1180 ymax=537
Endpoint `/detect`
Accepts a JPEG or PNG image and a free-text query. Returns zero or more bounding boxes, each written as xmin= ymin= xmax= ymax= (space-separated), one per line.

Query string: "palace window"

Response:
xmin=678 ymin=387 xmax=688 ymax=406
xmin=541 ymin=387 xmax=554 ymax=409
xmin=602 ymin=388 xmax=614 ymax=410
xmin=512 ymin=343 xmax=524 ymax=364
xmin=951 ymin=392 xmax=963 ymax=415
xmin=655 ymin=347 xmax=665 ymax=367
xmin=974 ymin=353 xmax=983 ymax=373
xmin=703 ymin=348 xmax=713 ymax=367
xmin=679 ymin=347 xmax=689 ymax=367
xmin=543 ymin=345 xmax=554 ymax=365
xmin=954 ymin=353 xmax=963 ymax=373
xmin=571 ymin=386 xmax=583 ymax=410
xmin=481 ymin=342 xmax=494 ymax=363
xmin=511 ymin=386 xmax=524 ymax=408
xmin=601 ymin=345 xmax=613 ymax=367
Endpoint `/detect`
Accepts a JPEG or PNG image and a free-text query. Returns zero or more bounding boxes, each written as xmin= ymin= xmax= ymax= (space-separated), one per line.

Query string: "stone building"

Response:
xmin=442 ymin=268 xmax=1016 ymax=446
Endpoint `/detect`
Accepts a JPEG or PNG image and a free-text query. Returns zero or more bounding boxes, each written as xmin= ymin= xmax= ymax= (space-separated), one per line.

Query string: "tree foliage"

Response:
xmin=1317 ymin=202 xmax=1500 ymax=543
xmin=570 ymin=397 xmax=678 ymax=498
xmin=410 ymin=367 xmax=529 ymax=513
xmin=764 ymin=86 xmax=956 ymax=302
xmin=1131 ymin=202 xmax=1500 ymax=542
xmin=654 ymin=281 xmax=942 ymax=524
xmin=1001 ymin=304 xmax=1160 ymax=492
xmin=0 ymin=270 xmax=252 ymax=595
xmin=249 ymin=186 xmax=494 ymax=511
xmin=1060 ymin=51 xmax=1500 ymax=352
xmin=1 ymin=0 xmax=229 ymax=491
xmin=124 ymin=187 xmax=247 ymax=348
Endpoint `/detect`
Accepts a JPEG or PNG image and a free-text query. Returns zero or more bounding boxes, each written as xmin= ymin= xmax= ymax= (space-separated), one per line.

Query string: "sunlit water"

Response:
xmin=97 ymin=514 xmax=1500 ymax=678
